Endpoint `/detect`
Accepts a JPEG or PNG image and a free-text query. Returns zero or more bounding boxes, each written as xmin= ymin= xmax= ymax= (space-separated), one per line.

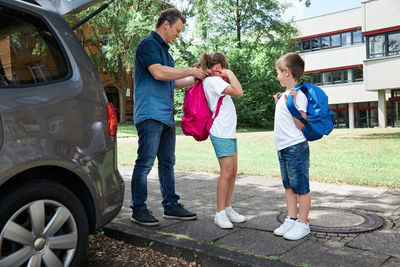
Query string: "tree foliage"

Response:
xmin=172 ymin=0 xmax=299 ymax=128
xmin=66 ymin=0 xmax=168 ymax=122
xmin=66 ymin=0 xmax=303 ymax=127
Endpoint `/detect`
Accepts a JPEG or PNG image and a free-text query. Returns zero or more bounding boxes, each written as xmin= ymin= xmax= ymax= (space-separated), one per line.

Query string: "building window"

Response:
xmin=331 ymin=33 xmax=341 ymax=47
xmin=311 ymin=38 xmax=320 ymax=50
xmin=311 ymin=73 xmax=322 ymax=85
xmin=393 ymin=90 xmax=400 ymax=98
xmin=343 ymin=69 xmax=349 ymax=83
xmin=352 ymin=30 xmax=362 ymax=44
xmin=322 ymin=72 xmax=332 ymax=84
xmin=298 ymin=29 xmax=363 ymax=52
xmin=102 ymin=36 xmax=109 ymax=54
xmin=353 ymin=67 xmax=363 ymax=82
xmin=321 ymin=36 xmax=330 ymax=49
xmin=388 ymin=32 xmax=400 ymax=56
xmin=306 ymin=67 xmax=362 ymax=85
xmin=367 ymin=31 xmax=400 ymax=58
xmin=388 ymin=91 xmax=400 ymax=127
xmin=329 ymin=104 xmax=348 ymax=128
xmin=369 ymin=35 xmax=385 ymax=58
xmin=332 ymin=70 xmax=342 ymax=84
xmin=341 ymin=32 xmax=351 ymax=46
xmin=355 ymin=102 xmax=379 ymax=128
xmin=302 ymin=39 xmax=311 ymax=51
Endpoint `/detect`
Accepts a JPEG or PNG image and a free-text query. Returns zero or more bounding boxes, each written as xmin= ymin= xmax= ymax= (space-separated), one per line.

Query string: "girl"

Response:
xmin=195 ymin=52 xmax=245 ymax=229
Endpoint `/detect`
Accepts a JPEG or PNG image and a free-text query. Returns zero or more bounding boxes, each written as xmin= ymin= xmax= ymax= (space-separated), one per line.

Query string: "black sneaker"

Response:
xmin=131 ymin=209 xmax=159 ymax=226
xmin=163 ymin=203 xmax=197 ymax=220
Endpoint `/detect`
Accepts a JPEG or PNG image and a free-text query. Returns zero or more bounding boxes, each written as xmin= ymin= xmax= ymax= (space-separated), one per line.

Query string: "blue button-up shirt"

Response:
xmin=134 ymin=31 xmax=175 ymax=127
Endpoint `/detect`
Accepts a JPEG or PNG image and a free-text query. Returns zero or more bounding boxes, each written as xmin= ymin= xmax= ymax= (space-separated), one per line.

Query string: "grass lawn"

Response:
xmin=117 ymin=125 xmax=400 ymax=189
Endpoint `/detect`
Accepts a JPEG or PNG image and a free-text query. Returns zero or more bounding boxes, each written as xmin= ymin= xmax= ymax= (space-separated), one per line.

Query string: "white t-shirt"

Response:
xmin=202 ymin=76 xmax=237 ymax=139
xmin=274 ymin=90 xmax=308 ymax=151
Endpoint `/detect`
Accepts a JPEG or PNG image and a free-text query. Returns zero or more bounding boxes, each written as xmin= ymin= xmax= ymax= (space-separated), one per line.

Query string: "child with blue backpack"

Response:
xmin=195 ymin=52 xmax=245 ymax=229
xmin=272 ymin=52 xmax=311 ymax=240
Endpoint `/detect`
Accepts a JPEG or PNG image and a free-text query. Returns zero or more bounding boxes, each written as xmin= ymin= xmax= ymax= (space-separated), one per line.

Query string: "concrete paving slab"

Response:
xmin=381 ymin=257 xmax=400 ymax=267
xmin=175 ymin=178 xmax=216 ymax=189
xmin=233 ymin=193 xmax=286 ymax=209
xmin=243 ymin=210 xmax=282 ymax=232
xmin=309 ymin=191 xmax=348 ymax=206
xmin=160 ymin=216 xmax=241 ymax=242
xmin=281 ymin=239 xmax=389 ymax=267
xmin=332 ymin=195 xmax=400 ymax=213
xmin=175 ymin=172 xmax=220 ymax=181
xmin=215 ymin=228 xmax=305 ymax=256
xmin=324 ymin=184 xmax=387 ymax=198
xmin=346 ymin=230 xmax=400 ymax=257
xmin=309 ymin=181 xmax=335 ymax=193
xmin=235 ymin=176 xmax=282 ymax=188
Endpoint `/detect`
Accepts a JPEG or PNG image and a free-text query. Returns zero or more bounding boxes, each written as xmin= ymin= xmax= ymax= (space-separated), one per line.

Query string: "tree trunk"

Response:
xmin=236 ymin=0 xmax=241 ymax=46
xmin=118 ymin=73 xmax=128 ymax=123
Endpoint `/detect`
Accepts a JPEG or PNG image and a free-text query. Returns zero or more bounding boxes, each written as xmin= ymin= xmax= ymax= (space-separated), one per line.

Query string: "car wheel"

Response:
xmin=0 ymin=180 xmax=89 ymax=267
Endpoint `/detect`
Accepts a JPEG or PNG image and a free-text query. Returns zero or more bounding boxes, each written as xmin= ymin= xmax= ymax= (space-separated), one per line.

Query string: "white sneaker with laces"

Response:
xmin=214 ymin=210 xmax=233 ymax=229
xmin=225 ymin=206 xmax=246 ymax=223
xmin=273 ymin=216 xmax=296 ymax=236
xmin=283 ymin=219 xmax=310 ymax=240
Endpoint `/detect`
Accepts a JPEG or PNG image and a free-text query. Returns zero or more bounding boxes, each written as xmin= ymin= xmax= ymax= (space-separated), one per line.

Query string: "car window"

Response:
xmin=0 ymin=5 xmax=68 ymax=87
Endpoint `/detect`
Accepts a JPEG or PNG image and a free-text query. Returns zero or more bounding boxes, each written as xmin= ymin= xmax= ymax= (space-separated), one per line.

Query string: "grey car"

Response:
xmin=0 ymin=0 xmax=124 ymax=266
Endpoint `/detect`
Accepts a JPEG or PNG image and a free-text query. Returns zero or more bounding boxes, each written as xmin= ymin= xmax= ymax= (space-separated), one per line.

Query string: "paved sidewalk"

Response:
xmin=105 ymin=165 xmax=400 ymax=267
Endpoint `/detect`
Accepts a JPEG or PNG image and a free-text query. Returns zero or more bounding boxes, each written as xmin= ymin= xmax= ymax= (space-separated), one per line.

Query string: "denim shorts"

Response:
xmin=210 ymin=134 xmax=237 ymax=158
xmin=278 ymin=141 xmax=310 ymax=194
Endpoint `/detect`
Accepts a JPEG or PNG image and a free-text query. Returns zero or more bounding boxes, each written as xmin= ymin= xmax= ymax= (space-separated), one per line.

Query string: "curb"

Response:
xmin=104 ymin=221 xmax=293 ymax=267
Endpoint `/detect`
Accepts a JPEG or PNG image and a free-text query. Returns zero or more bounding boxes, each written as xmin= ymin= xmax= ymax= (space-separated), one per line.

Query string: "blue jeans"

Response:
xmin=278 ymin=141 xmax=310 ymax=195
xmin=131 ymin=119 xmax=180 ymax=213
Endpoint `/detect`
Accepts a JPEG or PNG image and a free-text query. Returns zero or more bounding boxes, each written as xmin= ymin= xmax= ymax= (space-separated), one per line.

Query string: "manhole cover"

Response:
xmin=278 ymin=207 xmax=384 ymax=233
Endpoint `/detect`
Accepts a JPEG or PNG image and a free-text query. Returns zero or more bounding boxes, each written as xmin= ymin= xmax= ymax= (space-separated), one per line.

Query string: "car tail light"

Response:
xmin=106 ymin=103 xmax=118 ymax=136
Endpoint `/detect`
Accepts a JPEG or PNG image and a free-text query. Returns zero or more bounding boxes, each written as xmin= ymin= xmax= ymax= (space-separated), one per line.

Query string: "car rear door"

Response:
xmin=26 ymin=0 xmax=105 ymax=15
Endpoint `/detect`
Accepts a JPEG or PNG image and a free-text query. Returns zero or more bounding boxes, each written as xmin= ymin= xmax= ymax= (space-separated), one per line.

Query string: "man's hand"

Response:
xmin=192 ymin=67 xmax=210 ymax=80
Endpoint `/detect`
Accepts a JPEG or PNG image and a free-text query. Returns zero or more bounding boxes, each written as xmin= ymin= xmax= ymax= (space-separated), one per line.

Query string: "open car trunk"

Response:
xmin=27 ymin=0 xmax=105 ymax=15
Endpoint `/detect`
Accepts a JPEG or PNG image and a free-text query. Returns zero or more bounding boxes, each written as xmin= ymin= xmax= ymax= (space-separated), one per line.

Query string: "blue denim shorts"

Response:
xmin=210 ymin=134 xmax=237 ymax=158
xmin=278 ymin=141 xmax=310 ymax=194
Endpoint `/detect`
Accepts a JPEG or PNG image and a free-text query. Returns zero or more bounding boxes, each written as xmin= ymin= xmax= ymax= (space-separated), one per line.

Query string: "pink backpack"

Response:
xmin=181 ymin=80 xmax=224 ymax=141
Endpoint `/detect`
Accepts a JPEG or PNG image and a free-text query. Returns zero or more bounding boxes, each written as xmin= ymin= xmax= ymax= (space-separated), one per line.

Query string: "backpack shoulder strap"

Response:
xmin=208 ymin=70 xmax=226 ymax=120
xmin=213 ymin=96 xmax=224 ymax=119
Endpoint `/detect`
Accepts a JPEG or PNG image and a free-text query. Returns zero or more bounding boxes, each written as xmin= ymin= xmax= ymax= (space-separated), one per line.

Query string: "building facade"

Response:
xmin=295 ymin=0 xmax=400 ymax=128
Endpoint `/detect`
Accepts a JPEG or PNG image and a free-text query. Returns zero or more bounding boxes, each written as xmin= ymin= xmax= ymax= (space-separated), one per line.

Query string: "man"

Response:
xmin=131 ymin=8 xmax=209 ymax=226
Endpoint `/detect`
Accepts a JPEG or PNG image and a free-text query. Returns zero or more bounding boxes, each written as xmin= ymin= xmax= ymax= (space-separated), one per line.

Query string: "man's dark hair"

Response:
xmin=156 ymin=8 xmax=186 ymax=28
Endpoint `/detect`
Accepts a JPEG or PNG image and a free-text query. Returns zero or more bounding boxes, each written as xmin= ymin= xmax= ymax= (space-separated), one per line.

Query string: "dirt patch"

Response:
xmin=87 ymin=234 xmax=201 ymax=266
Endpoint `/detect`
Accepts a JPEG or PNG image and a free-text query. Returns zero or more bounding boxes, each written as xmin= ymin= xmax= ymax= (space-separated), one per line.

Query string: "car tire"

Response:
xmin=0 ymin=180 xmax=89 ymax=267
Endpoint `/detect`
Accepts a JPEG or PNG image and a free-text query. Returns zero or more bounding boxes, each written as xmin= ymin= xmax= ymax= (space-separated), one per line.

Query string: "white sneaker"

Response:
xmin=283 ymin=219 xmax=310 ymax=240
xmin=225 ymin=206 xmax=246 ymax=223
xmin=214 ymin=210 xmax=233 ymax=229
xmin=273 ymin=216 xmax=296 ymax=236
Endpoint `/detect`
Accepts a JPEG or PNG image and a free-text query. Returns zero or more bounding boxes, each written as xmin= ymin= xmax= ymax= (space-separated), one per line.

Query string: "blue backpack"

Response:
xmin=286 ymin=83 xmax=334 ymax=141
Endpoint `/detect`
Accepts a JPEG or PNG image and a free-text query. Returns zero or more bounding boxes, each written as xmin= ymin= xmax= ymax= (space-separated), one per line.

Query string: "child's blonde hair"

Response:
xmin=275 ymin=53 xmax=305 ymax=81
xmin=195 ymin=52 xmax=229 ymax=70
